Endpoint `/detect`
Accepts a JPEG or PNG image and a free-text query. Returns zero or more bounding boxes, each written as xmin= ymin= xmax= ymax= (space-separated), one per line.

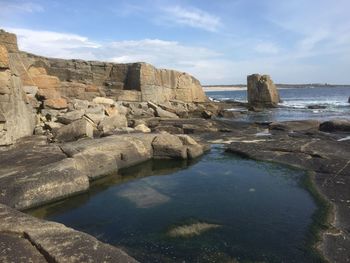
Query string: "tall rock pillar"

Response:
xmin=247 ymin=74 xmax=280 ymax=108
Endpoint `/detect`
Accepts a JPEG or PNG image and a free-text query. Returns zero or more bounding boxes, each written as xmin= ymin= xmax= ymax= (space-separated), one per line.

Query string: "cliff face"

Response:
xmin=0 ymin=31 xmax=35 ymax=146
xmin=11 ymin=44 xmax=207 ymax=104
xmin=0 ymin=29 xmax=208 ymax=145
xmin=15 ymin=53 xmax=207 ymax=103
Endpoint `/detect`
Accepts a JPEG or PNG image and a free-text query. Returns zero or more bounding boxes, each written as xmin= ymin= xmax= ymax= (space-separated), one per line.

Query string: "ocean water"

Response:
xmin=29 ymin=146 xmax=322 ymax=263
xmin=207 ymin=86 xmax=350 ymax=122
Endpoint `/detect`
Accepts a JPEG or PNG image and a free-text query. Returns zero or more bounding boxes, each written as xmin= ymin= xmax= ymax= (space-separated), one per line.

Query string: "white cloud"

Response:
xmin=9 ymin=28 xmax=100 ymax=60
xmin=5 ymin=23 xmax=350 ymax=85
xmin=161 ymin=6 xmax=222 ymax=32
xmin=0 ymin=1 xmax=44 ymax=15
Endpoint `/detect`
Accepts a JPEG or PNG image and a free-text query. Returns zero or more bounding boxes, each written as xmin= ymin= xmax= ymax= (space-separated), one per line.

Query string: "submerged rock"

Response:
xmin=167 ymin=222 xmax=221 ymax=237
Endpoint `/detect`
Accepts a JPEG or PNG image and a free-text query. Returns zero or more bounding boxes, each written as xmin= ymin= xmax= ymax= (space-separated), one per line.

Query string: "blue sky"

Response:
xmin=1 ymin=0 xmax=349 ymax=84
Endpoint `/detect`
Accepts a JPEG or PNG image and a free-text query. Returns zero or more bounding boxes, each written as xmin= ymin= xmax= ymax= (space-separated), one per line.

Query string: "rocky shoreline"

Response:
xmin=1 ymin=29 xmax=350 ymax=262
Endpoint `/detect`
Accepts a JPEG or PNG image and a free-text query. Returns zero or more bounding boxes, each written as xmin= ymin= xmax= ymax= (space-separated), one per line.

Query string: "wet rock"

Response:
xmin=247 ymin=74 xmax=280 ymax=108
xmin=269 ymin=120 xmax=320 ymax=132
xmin=319 ymin=119 xmax=350 ymax=132
xmin=307 ymin=104 xmax=327 ymax=109
xmin=117 ymin=185 xmax=170 ymax=208
xmin=55 ymin=118 xmax=94 ymax=142
xmin=167 ymin=222 xmax=221 ymax=238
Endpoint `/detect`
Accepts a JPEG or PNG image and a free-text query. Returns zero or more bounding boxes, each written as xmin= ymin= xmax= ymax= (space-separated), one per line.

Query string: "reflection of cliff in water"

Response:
xmin=27 ymin=157 xmax=201 ymax=219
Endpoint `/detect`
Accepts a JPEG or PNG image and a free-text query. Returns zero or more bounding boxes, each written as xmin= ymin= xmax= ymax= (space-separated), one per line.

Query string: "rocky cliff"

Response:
xmin=0 ymin=29 xmax=208 ymax=144
xmin=0 ymin=31 xmax=35 ymax=145
xmin=3 ymin=28 xmax=207 ymax=106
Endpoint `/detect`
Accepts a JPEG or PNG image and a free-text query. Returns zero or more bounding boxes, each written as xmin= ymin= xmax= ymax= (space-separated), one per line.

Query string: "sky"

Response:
xmin=1 ymin=0 xmax=349 ymax=85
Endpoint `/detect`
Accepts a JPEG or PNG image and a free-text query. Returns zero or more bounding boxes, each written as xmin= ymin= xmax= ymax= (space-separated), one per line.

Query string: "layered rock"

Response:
xmin=0 ymin=39 xmax=35 ymax=145
xmin=247 ymin=74 xmax=280 ymax=108
xmin=10 ymin=44 xmax=207 ymax=104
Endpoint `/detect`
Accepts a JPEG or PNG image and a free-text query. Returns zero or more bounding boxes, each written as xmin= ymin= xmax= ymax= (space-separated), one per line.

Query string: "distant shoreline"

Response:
xmin=203 ymin=84 xmax=350 ymax=92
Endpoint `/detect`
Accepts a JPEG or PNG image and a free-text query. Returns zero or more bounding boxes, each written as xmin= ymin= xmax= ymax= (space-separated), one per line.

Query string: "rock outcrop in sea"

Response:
xmin=247 ymin=73 xmax=280 ymax=108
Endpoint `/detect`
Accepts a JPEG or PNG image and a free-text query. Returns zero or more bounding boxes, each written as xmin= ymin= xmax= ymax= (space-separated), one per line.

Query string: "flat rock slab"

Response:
xmin=0 ymin=136 xmax=66 ymax=178
xmin=0 ymin=204 xmax=138 ymax=263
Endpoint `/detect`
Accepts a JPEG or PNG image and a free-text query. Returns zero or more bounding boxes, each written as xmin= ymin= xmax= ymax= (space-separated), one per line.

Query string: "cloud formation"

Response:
xmin=161 ymin=5 xmax=222 ymax=32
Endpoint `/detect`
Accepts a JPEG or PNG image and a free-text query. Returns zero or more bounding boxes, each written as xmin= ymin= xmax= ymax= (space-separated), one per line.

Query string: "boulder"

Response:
xmin=92 ymin=96 xmax=114 ymax=105
xmin=319 ymin=119 xmax=350 ymax=133
xmin=307 ymin=104 xmax=327 ymax=109
xmin=148 ymin=101 xmax=179 ymax=118
xmin=134 ymin=124 xmax=151 ymax=133
xmin=247 ymin=74 xmax=280 ymax=108
xmin=61 ymin=134 xmax=157 ymax=176
xmin=55 ymin=119 xmax=94 ymax=142
xmin=98 ymin=114 xmax=127 ymax=133
xmin=152 ymin=133 xmax=187 ymax=159
xmin=44 ymin=98 xmax=68 ymax=109
xmin=57 ymin=109 xmax=85 ymax=124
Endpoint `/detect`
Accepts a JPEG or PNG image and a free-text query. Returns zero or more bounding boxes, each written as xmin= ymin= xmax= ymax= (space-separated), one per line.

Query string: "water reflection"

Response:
xmin=28 ymin=146 xmax=323 ymax=263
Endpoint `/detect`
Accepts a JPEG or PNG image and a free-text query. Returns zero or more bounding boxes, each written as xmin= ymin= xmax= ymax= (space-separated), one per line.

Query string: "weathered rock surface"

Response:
xmin=319 ymin=119 xmax=350 ymax=133
xmin=0 ymin=133 xmax=206 ymax=210
xmin=0 ymin=204 xmax=138 ymax=262
xmin=44 ymin=98 xmax=68 ymax=110
xmin=152 ymin=133 xmax=187 ymax=159
xmin=269 ymin=120 xmax=320 ymax=132
xmin=55 ymin=118 xmax=94 ymax=142
xmin=0 ymin=43 xmax=35 ymax=145
xmin=0 ymin=232 xmax=47 ymax=263
xmin=98 ymin=114 xmax=128 ymax=133
xmin=0 ymin=29 xmax=18 ymax=52
xmin=247 ymin=74 xmax=280 ymax=108
xmin=13 ymin=53 xmax=207 ymax=104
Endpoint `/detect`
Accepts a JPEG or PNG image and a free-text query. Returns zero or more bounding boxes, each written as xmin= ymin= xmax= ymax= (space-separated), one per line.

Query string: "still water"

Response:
xmin=29 ymin=146 xmax=322 ymax=263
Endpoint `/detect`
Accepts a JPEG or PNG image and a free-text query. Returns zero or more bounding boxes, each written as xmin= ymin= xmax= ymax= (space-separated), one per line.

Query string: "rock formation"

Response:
xmin=0 ymin=31 xmax=35 ymax=145
xmin=0 ymin=29 xmax=210 ymax=145
xmin=7 ymin=34 xmax=207 ymax=104
xmin=247 ymin=74 xmax=280 ymax=108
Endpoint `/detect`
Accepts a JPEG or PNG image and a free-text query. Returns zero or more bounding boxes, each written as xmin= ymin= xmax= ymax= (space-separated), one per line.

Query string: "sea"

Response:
xmin=206 ymin=86 xmax=350 ymax=122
